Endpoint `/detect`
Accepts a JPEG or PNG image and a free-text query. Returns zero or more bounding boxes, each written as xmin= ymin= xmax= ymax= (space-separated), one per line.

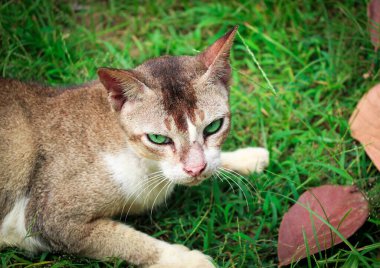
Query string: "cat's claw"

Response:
xmin=221 ymin=147 xmax=269 ymax=175
xmin=148 ymin=244 xmax=215 ymax=268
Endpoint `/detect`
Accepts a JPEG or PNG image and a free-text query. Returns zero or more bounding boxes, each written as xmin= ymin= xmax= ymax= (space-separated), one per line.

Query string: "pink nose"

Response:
xmin=183 ymin=163 xmax=207 ymax=177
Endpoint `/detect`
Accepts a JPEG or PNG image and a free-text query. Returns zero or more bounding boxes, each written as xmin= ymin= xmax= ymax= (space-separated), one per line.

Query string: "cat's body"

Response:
xmin=0 ymin=27 xmax=269 ymax=267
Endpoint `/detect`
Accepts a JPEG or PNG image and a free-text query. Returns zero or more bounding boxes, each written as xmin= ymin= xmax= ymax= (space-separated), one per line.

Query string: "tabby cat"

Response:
xmin=0 ymin=26 xmax=269 ymax=267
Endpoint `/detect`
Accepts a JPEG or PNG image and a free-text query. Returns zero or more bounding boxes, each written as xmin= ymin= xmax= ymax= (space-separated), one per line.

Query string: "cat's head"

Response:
xmin=98 ymin=26 xmax=237 ymax=186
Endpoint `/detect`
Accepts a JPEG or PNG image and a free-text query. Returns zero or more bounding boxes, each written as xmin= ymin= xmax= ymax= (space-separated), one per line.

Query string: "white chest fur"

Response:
xmin=102 ymin=149 xmax=175 ymax=215
xmin=0 ymin=197 xmax=48 ymax=252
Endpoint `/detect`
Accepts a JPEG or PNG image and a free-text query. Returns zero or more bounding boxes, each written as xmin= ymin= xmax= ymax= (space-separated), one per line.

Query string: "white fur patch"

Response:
xmin=204 ymin=147 xmax=221 ymax=174
xmin=102 ymin=149 xmax=174 ymax=213
xmin=187 ymin=118 xmax=197 ymax=143
xmin=0 ymin=197 xmax=48 ymax=252
xmin=103 ymin=148 xmax=147 ymax=195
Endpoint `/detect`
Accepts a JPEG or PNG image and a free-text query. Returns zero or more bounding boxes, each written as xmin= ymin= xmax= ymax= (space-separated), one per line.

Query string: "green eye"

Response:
xmin=204 ymin=118 xmax=223 ymax=136
xmin=147 ymin=134 xmax=172 ymax=145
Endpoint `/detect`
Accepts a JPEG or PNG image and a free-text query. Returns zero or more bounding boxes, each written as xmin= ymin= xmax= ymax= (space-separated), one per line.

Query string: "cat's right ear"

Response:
xmin=97 ymin=68 xmax=146 ymax=112
xmin=198 ymin=26 xmax=238 ymax=85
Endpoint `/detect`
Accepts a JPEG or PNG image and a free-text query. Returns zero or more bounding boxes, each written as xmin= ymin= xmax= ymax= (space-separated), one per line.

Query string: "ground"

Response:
xmin=0 ymin=1 xmax=379 ymax=267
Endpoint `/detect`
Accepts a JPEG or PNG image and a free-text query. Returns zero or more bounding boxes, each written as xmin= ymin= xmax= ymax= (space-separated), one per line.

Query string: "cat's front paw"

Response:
xmin=150 ymin=244 xmax=215 ymax=268
xmin=221 ymin=147 xmax=269 ymax=175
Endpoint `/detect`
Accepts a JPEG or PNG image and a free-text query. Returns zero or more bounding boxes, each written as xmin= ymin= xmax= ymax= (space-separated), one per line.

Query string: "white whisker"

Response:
xmin=150 ymin=180 xmax=171 ymax=218
xmin=218 ymin=169 xmax=250 ymax=210
xmin=120 ymin=175 xmax=165 ymax=221
xmin=123 ymin=176 xmax=167 ymax=221
xmin=219 ymin=167 xmax=257 ymax=194
xmin=215 ymin=170 xmax=235 ymax=194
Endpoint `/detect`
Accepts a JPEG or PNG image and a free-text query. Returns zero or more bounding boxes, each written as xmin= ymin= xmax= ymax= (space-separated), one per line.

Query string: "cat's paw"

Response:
xmin=221 ymin=147 xmax=269 ymax=175
xmin=149 ymin=244 xmax=215 ymax=268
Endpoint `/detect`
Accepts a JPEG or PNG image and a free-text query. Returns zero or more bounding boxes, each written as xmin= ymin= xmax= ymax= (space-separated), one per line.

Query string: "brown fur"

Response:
xmin=138 ymin=56 xmax=205 ymax=131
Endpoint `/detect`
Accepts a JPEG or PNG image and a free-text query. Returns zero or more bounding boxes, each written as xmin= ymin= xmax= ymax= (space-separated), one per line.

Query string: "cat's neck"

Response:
xmin=102 ymin=147 xmax=174 ymax=216
xmin=32 ymin=80 xmax=174 ymax=216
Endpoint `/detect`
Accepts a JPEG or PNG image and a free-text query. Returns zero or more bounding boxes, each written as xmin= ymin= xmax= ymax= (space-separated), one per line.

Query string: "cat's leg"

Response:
xmin=221 ymin=147 xmax=269 ymax=175
xmin=47 ymin=218 xmax=214 ymax=268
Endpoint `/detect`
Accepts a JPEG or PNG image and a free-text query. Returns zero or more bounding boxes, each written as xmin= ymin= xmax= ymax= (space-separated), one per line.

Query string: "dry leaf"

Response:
xmin=368 ymin=0 xmax=380 ymax=51
xmin=278 ymin=185 xmax=369 ymax=267
xmin=349 ymin=84 xmax=380 ymax=171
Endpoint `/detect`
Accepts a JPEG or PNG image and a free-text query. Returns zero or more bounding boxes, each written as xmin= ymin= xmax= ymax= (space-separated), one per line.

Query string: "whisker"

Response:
xmin=120 ymin=175 xmax=165 ymax=221
xmin=220 ymin=169 xmax=255 ymax=197
xmin=150 ymin=180 xmax=172 ymax=218
xmin=218 ymin=169 xmax=250 ymax=210
xmin=220 ymin=167 xmax=256 ymax=187
xmin=123 ymin=176 xmax=167 ymax=221
xmin=118 ymin=175 xmax=162 ymax=220
xmin=215 ymin=170 xmax=236 ymax=194
xmin=143 ymin=176 xmax=168 ymax=208
xmin=220 ymin=167 xmax=258 ymax=193
xmin=147 ymin=170 xmax=164 ymax=178
xmin=219 ymin=168 xmax=257 ymax=200
xmin=126 ymin=173 xmax=166 ymax=200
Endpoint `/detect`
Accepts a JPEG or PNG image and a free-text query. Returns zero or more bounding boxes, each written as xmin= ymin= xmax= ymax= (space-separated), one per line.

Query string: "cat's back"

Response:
xmin=0 ymin=77 xmax=57 ymax=102
xmin=0 ymin=78 xmax=41 ymax=220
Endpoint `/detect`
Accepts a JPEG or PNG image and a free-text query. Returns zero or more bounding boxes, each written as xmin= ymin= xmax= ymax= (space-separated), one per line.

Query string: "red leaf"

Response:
xmin=368 ymin=0 xmax=380 ymax=51
xmin=349 ymin=84 xmax=380 ymax=171
xmin=278 ymin=185 xmax=369 ymax=267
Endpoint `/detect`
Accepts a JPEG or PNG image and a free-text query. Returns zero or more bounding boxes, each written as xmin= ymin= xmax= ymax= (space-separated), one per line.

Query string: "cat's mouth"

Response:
xmin=183 ymin=179 xmax=202 ymax=186
xmin=181 ymin=175 xmax=210 ymax=186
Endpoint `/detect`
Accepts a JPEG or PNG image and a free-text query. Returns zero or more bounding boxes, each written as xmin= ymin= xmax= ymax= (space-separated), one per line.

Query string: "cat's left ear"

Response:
xmin=97 ymin=68 xmax=147 ymax=112
xmin=198 ymin=26 xmax=238 ymax=85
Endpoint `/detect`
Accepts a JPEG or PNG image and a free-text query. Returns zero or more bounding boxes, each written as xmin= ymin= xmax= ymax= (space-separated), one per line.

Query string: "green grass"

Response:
xmin=1 ymin=0 xmax=379 ymax=267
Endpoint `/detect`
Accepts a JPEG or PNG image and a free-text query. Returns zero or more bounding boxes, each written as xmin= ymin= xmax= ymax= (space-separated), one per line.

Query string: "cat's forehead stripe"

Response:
xmin=144 ymin=56 xmax=205 ymax=132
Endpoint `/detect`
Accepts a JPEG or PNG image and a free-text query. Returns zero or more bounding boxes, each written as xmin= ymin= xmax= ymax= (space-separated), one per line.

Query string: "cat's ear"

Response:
xmin=97 ymin=68 xmax=146 ymax=111
xmin=198 ymin=26 xmax=238 ymax=84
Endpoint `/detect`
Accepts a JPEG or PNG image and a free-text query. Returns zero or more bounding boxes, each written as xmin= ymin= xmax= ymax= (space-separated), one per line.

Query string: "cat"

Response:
xmin=0 ymin=26 xmax=269 ymax=267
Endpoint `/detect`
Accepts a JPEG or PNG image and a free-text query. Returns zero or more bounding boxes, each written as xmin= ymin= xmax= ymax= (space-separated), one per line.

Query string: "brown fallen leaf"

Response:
xmin=368 ymin=0 xmax=380 ymax=51
xmin=349 ymin=84 xmax=380 ymax=171
xmin=278 ymin=185 xmax=369 ymax=267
